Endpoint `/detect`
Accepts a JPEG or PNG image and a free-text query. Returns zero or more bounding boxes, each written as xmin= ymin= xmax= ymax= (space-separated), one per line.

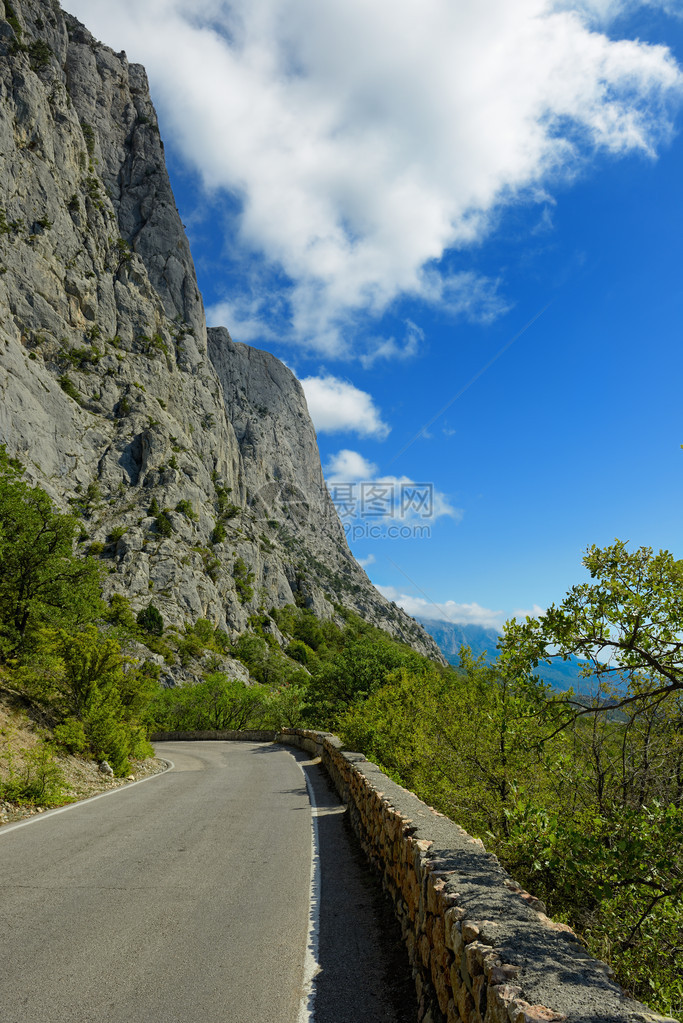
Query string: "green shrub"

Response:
xmin=192 ymin=618 xmax=215 ymax=644
xmin=80 ymin=120 xmax=95 ymax=156
xmin=154 ymin=510 xmax=173 ymax=537
xmin=211 ymin=520 xmax=226 ymax=544
xmin=138 ymin=332 xmax=169 ymax=357
xmin=137 ymin=602 xmax=163 ymax=636
xmin=53 ymin=717 xmax=88 ymax=754
xmin=177 ymin=634 xmax=204 ymax=667
xmin=0 ymin=742 xmax=67 ymax=804
xmin=84 ymin=176 xmax=106 ymax=212
xmin=175 ymin=499 xmax=196 ymax=520
xmin=286 ymin=639 xmax=314 ymax=666
xmin=62 ymin=345 xmax=102 ymax=371
xmin=5 ymin=2 xmax=22 ymax=40
xmin=82 ymin=686 xmax=130 ymax=776
xmin=234 ymin=557 xmax=254 ymax=605
xmin=105 ymin=593 xmax=137 ymax=631
xmin=113 ymin=237 xmax=132 ymax=273
xmin=58 ymin=374 xmax=80 ymax=403
xmin=127 ymin=725 xmax=154 ymax=760
xmin=148 ymin=673 xmax=268 ymax=732
xmin=28 ymin=39 xmax=52 ymax=70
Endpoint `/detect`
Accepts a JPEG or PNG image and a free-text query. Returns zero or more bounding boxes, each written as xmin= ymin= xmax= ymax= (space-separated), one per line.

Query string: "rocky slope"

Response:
xmin=0 ymin=0 xmax=442 ymax=665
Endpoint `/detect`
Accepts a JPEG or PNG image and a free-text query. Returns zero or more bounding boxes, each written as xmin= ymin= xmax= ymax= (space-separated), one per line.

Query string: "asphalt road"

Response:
xmin=1 ymin=741 xmax=416 ymax=1023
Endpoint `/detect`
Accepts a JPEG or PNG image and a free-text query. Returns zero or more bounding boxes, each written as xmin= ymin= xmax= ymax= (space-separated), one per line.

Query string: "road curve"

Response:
xmin=1 ymin=741 xmax=312 ymax=1023
xmin=1 ymin=740 xmax=417 ymax=1023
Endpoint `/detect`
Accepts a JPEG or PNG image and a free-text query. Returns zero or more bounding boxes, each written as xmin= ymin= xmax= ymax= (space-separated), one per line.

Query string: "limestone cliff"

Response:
xmin=0 ymin=0 xmax=442 ymax=664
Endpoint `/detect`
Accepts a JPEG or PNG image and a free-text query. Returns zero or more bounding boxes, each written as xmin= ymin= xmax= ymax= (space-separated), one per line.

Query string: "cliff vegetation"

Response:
xmin=1 ymin=1 xmax=681 ymax=1019
xmin=336 ymin=542 xmax=683 ymax=1021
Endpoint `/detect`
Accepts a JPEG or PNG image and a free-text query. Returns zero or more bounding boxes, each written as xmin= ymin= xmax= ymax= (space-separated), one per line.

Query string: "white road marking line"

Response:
xmin=297 ymin=762 xmax=322 ymax=1023
xmin=0 ymin=760 xmax=173 ymax=837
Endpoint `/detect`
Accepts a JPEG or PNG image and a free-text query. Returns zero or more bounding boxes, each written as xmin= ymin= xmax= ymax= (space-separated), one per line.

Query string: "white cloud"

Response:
xmin=324 ymin=449 xmax=378 ymax=482
xmin=357 ymin=554 xmax=376 ymax=569
xmin=360 ymin=320 xmax=424 ymax=370
xmin=324 ymin=459 xmax=461 ymax=523
xmin=376 ymin=475 xmax=462 ymax=524
xmin=300 ymin=375 xmax=390 ymax=438
xmin=513 ymin=603 xmax=547 ymax=620
xmin=206 ymin=298 xmax=279 ymax=344
xmin=377 ymin=587 xmax=504 ymax=629
xmin=67 ymin=0 xmax=683 ymax=353
xmin=417 ymin=272 xmax=512 ymax=325
xmin=555 ymin=0 xmax=683 ymax=24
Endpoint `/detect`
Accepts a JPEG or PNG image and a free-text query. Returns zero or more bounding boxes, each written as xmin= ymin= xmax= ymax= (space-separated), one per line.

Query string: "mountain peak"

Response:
xmin=0 ymin=0 xmax=443 ymax=669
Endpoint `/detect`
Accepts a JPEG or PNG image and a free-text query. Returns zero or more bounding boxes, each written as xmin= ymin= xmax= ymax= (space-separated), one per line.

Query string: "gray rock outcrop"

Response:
xmin=0 ymin=0 xmax=443 ymax=666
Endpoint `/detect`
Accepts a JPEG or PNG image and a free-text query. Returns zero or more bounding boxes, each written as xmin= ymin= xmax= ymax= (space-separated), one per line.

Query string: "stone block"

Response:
xmin=434 ymin=960 xmax=452 ymax=1014
xmin=450 ymin=959 xmax=463 ymax=997
xmin=427 ymin=875 xmax=448 ymax=914
xmin=444 ymin=906 xmax=467 ymax=951
xmin=466 ymin=941 xmax=495 ymax=980
xmin=510 ymin=1002 xmax=567 ymax=1023
xmin=432 ymin=914 xmax=445 ymax=952
xmin=446 ymin=999 xmax=460 ymax=1023
xmin=489 ymin=965 xmax=521 ymax=986
xmin=483 ymin=985 xmax=524 ymax=1023
xmin=458 ymin=983 xmax=476 ymax=1022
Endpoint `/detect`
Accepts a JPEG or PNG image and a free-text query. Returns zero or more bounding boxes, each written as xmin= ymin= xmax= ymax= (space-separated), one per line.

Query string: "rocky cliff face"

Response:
xmin=0 ymin=0 xmax=442 ymax=665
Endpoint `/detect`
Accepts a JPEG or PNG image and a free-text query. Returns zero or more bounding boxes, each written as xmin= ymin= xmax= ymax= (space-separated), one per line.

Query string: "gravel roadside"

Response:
xmin=0 ymin=755 xmax=168 ymax=828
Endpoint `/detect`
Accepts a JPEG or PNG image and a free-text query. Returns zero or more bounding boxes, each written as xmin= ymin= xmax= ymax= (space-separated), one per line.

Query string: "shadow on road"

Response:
xmin=252 ymin=744 xmax=418 ymax=1023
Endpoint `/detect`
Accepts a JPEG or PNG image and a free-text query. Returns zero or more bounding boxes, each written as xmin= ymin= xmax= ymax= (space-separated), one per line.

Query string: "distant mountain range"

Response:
xmin=416 ymin=617 xmax=599 ymax=694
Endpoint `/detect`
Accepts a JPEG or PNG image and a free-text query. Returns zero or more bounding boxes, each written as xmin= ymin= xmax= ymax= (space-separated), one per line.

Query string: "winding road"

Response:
xmin=1 ymin=741 xmax=416 ymax=1023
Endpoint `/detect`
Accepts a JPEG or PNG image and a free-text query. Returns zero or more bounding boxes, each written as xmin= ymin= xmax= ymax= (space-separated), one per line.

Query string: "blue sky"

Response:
xmin=67 ymin=0 xmax=683 ymax=629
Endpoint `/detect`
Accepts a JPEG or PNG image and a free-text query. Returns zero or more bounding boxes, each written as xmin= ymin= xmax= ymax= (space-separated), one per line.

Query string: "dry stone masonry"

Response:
xmin=153 ymin=728 xmax=677 ymax=1023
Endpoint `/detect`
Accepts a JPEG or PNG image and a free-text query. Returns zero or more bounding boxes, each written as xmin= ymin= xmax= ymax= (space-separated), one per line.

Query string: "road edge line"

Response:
xmin=0 ymin=758 xmax=173 ymax=837
xmin=297 ymin=761 xmax=322 ymax=1023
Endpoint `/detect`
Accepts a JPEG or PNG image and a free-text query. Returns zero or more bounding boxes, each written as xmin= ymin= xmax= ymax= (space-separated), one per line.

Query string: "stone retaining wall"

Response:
xmin=152 ymin=728 xmax=674 ymax=1023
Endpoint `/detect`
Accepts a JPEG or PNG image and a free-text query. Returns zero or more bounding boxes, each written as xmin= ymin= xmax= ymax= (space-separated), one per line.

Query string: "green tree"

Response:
xmin=429 ymin=649 xmax=556 ymax=836
xmin=232 ymin=632 xmax=307 ymax=688
xmin=305 ymin=632 xmax=426 ymax=724
xmin=82 ymin=683 xmax=133 ymax=775
xmin=338 ymin=650 xmax=555 ymax=837
xmin=0 ymin=449 xmax=102 ymax=657
xmin=337 ymin=665 xmax=437 ymax=789
xmin=40 ymin=626 xmax=156 ymax=724
xmin=105 ymin=593 xmax=138 ymax=632
xmin=137 ymin=602 xmax=164 ymax=636
xmin=233 ymin=557 xmax=255 ymax=604
xmin=500 ymin=541 xmax=683 ymax=721
xmin=149 ymin=673 xmax=268 ymax=731
xmin=495 ymin=541 xmax=683 ymax=1016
